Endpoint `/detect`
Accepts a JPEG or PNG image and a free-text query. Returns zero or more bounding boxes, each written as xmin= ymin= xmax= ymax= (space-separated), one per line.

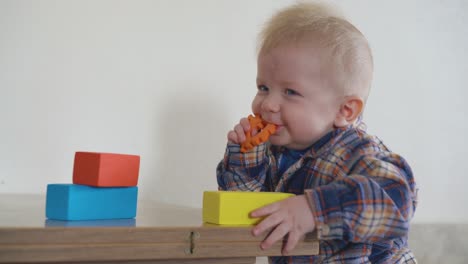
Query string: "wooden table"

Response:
xmin=0 ymin=194 xmax=319 ymax=263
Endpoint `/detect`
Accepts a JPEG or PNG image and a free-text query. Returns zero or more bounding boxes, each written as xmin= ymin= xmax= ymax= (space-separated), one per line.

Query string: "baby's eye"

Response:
xmin=257 ymin=85 xmax=269 ymax=92
xmin=285 ymin=88 xmax=300 ymax=96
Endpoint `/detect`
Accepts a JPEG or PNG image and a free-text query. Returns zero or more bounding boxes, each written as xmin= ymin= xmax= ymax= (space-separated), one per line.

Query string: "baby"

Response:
xmin=217 ymin=2 xmax=418 ymax=263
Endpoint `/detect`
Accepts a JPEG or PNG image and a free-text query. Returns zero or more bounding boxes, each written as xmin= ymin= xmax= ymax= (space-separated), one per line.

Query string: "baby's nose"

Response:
xmin=261 ymin=95 xmax=280 ymax=113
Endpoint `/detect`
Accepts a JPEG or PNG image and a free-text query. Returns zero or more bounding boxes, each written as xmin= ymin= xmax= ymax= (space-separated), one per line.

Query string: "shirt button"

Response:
xmin=320 ymin=225 xmax=330 ymax=236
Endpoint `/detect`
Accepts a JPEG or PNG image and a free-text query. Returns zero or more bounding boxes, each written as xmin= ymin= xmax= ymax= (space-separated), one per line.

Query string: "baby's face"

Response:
xmin=253 ymin=43 xmax=342 ymax=150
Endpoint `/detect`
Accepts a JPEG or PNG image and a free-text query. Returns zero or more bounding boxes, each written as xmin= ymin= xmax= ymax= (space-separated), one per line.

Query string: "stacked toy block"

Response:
xmin=202 ymin=191 xmax=294 ymax=225
xmin=46 ymin=152 xmax=140 ymax=221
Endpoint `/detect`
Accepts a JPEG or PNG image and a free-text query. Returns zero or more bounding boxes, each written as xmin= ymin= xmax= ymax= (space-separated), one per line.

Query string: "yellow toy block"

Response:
xmin=202 ymin=191 xmax=294 ymax=225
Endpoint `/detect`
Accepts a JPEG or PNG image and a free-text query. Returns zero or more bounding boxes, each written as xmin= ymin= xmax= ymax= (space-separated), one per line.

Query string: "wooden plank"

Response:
xmin=0 ymin=243 xmax=190 ymax=262
xmin=3 ymin=258 xmax=256 ymax=264
xmin=192 ymin=227 xmax=319 ymax=257
xmin=0 ymin=230 xmax=318 ymax=263
xmin=0 ymin=226 xmax=318 ymax=262
xmin=193 ymin=225 xmax=318 ymax=242
xmin=193 ymin=241 xmax=319 ymax=257
xmin=108 ymin=258 xmax=256 ymax=264
xmin=0 ymin=241 xmax=315 ymax=263
xmin=0 ymin=243 xmax=266 ymax=263
xmin=0 ymin=227 xmax=318 ymax=244
xmin=0 ymin=227 xmax=194 ymax=244
xmin=0 ymin=194 xmax=319 ymax=263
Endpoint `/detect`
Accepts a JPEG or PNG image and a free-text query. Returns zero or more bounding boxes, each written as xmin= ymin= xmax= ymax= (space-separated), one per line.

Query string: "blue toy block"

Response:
xmin=45 ymin=218 xmax=136 ymax=227
xmin=46 ymin=184 xmax=138 ymax=221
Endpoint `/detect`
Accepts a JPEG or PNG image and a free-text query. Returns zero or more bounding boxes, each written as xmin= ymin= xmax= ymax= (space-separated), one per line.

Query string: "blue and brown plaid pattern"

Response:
xmin=217 ymin=122 xmax=418 ymax=263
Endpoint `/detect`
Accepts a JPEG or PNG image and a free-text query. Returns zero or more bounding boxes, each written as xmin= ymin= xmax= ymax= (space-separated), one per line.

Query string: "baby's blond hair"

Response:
xmin=258 ymin=1 xmax=373 ymax=102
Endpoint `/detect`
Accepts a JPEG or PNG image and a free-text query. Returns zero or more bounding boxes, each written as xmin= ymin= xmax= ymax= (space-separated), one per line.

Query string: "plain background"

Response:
xmin=1 ymin=0 xmax=467 ymax=223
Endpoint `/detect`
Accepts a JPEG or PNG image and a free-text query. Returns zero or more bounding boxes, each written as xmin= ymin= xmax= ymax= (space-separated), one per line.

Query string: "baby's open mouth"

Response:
xmin=273 ymin=125 xmax=284 ymax=134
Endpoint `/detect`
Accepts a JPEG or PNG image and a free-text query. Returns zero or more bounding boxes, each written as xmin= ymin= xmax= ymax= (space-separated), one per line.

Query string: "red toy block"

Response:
xmin=240 ymin=115 xmax=277 ymax=153
xmin=73 ymin=152 xmax=140 ymax=187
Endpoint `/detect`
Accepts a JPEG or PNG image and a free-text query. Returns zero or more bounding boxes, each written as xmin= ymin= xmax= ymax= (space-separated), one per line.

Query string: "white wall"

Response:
xmin=1 ymin=0 xmax=467 ymax=223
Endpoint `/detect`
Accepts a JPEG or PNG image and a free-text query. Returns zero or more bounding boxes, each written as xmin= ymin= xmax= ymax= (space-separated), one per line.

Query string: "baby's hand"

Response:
xmin=251 ymin=195 xmax=316 ymax=255
xmin=227 ymin=117 xmax=257 ymax=144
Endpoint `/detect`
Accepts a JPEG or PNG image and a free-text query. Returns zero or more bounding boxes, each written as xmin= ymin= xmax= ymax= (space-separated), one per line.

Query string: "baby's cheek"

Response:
xmin=294 ymin=120 xmax=319 ymax=139
xmin=251 ymin=98 xmax=262 ymax=113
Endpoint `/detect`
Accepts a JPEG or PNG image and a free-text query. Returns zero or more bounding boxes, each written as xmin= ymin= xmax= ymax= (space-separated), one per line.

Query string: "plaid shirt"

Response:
xmin=217 ymin=122 xmax=418 ymax=263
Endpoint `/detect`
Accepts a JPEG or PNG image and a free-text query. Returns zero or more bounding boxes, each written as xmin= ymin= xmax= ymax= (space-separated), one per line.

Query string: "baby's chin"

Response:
xmin=269 ymin=126 xmax=311 ymax=149
xmin=269 ymin=134 xmax=315 ymax=150
xmin=268 ymin=134 xmax=284 ymax=145
xmin=268 ymin=132 xmax=291 ymax=147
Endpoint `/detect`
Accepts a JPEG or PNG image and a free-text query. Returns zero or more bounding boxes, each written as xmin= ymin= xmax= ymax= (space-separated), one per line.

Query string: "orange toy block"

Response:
xmin=73 ymin=152 xmax=140 ymax=187
xmin=240 ymin=115 xmax=277 ymax=153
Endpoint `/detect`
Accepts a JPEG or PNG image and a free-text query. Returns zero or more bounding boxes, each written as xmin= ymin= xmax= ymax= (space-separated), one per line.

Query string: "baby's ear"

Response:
xmin=334 ymin=96 xmax=364 ymax=128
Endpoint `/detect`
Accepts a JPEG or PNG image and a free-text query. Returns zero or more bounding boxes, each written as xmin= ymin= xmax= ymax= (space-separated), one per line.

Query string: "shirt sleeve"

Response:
xmin=216 ymin=143 xmax=272 ymax=191
xmin=304 ymin=151 xmax=418 ymax=243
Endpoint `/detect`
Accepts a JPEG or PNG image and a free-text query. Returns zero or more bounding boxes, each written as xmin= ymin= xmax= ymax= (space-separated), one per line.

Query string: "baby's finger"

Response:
xmin=239 ymin=118 xmax=251 ymax=131
xmin=234 ymin=124 xmax=246 ymax=143
xmin=251 ymin=201 xmax=279 ymax=218
xmin=282 ymin=231 xmax=301 ymax=255
xmin=252 ymin=211 xmax=282 ymax=237
xmin=260 ymin=222 xmax=290 ymax=250
xmin=227 ymin=130 xmax=239 ymax=144
xmin=251 ymin=129 xmax=259 ymax=136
